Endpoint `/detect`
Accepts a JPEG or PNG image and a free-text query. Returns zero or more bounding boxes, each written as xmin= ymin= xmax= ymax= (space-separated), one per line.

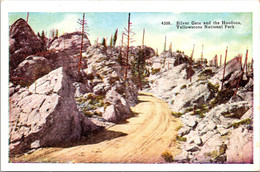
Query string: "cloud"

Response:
xmin=47 ymin=13 xmax=81 ymax=35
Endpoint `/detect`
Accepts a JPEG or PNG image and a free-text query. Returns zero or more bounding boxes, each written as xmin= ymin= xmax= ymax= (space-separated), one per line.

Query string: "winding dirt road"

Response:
xmin=12 ymin=93 xmax=182 ymax=163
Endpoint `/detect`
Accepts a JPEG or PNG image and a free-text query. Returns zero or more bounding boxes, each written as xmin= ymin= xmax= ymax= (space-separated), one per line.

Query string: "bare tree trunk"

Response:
xmin=221 ymin=46 xmax=228 ymax=90
xmin=78 ymin=13 xmax=85 ymax=79
xmin=124 ymin=13 xmax=131 ymax=81
xmin=189 ymin=44 xmax=195 ymax=82
xmin=26 ymin=12 xmax=29 ymax=23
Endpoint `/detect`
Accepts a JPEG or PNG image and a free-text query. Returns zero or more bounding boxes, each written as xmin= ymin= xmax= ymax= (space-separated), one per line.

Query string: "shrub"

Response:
xmin=229 ymin=118 xmax=252 ymax=128
xmin=151 ymin=68 xmax=160 ymax=75
xmin=204 ymin=143 xmax=227 ymax=162
xmin=181 ymin=84 xmax=187 ymax=89
xmin=209 ymin=89 xmax=234 ymax=108
xmin=207 ymin=82 xmax=219 ymax=93
xmin=176 ymin=135 xmax=187 ymax=142
xmin=171 ymin=112 xmax=183 ymax=118
xmin=186 ymin=104 xmax=209 ymax=118
xmin=161 ymin=150 xmax=173 ymax=163
xmin=175 ymin=125 xmax=183 ymax=131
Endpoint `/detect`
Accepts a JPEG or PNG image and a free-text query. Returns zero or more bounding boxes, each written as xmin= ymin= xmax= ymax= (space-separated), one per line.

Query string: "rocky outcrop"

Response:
xmin=210 ymin=57 xmax=249 ymax=90
xmin=9 ymin=18 xmax=44 ymax=72
xmin=73 ymin=44 xmax=138 ymax=123
xmin=226 ymin=127 xmax=253 ymax=163
xmin=146 ymin=54 xmax=253 ymax=163
xmin=9 ymin=67 xmax=98 ymax=155
xmin=11 ymin=56 xmax=53 ymax=86
xmin=48 ymin=32 xmax=91 ymax=53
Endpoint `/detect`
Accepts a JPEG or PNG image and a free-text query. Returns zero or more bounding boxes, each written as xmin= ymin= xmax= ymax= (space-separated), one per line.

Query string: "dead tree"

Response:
xmin=220 ymin=54 xmax=222 ymax=67
xmin=26 ymin=12 xmax=29 ymax=23
xmin=169 ymin=42 xmax=172 ymax=57
xmin=221 ymin=46 xmax=228 ymax=90
xmin=77 ymin=13 xmax=89 ymax=79
xmin=189 ymin=44 xmax=195 ymax=82
xmin=164 ymin=35 xmax=167 ymax=52
xmin=233 ymin=49 xmax=248 ymax=96
xmin=123 ymin=13 xmax=135 ymax=81
xmin=201 ymin=44 xmax=204 ymax=62
xmin=142 ymin=28 xmax=145 ymax=49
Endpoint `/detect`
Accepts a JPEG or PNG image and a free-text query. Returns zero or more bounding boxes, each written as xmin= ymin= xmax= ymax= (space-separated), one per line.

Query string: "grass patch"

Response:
xmin=198 ymin=68 xmax=215 ymax=81
xmin=209 ymin=89 xmax=234 ymax=108
xmin=75 ymin=94 xmax=106 ymax=117
xmin=185 ymin=104 xmax=209 ymax=118
xmin=151 ymin=68 xmax=160 ymax=75
xmin=171 ymin=112 xmax=183 ymax=118
xmin=176 ymin=135 xmax=187 ymax=142
xmin=161 ymin=150 xmax=173 ymax=163
xmin=204 ymin=143 xmax=227 ymax=162
xmin=207 ymin=82 xmax=219 ymax=93
xmin=229 ymin=118 xmax=252 ymax=128
xmin=175 ymin=125 xmax=183 ymax=131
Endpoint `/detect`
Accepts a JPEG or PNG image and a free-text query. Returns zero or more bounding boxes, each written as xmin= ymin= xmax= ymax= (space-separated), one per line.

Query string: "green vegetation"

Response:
xmin=209 ymin=89 xmax=234 ymax=108
xmin=101 ymin=37 xmax=107 ymax=49
xmin=151 ymin=68 xmax=160 ymax=75
xmin=207 ymin=82 xmax=219 ymax=93
xmin=181 ymin=84 xmax=187 ymax=89
xmin=171 ymin=111 xmax=183 ymax=118
xmin=204 ymin=143 xmax=227 ymax=162
xmin=229 ymin=118 xmax=252 ymax=128
xmin=131 ymin=48 xmax=149 ymax=90
xmin=75 ymin=94 xmax=106 ymax=117
xmin=198 ymin=68 xmax=214 ymax=81
xmin=185 ymin=104 xmax=209 ymax=118
xmin=112 ymin=29 xmax=118 ymax=46
xmin=161 ymin=150 xmax=173 ymax=162
xmin=221 ymin=106 xmax=249 ymax=119
xmin=175 ymin=125 xmax=183 ymax=131
xmin=176 ymin=135 xmax=187 ymax=142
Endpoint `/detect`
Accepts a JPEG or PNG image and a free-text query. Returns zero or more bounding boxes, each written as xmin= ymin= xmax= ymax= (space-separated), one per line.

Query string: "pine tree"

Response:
xmin=109 ymin=35 xmax=113 ymax=47
xmin=113 ymin=29 xmax=118 ymax=46
xmin=102 ymin=37 xmax=107 ymax=49
xmin=131 ymin=49 xmax=147 ymax=90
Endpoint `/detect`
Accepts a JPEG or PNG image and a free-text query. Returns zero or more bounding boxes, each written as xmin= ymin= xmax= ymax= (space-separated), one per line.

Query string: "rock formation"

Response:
xmin=9 ymin=67 xmax=98 ymax=155
xmin=9 ymin=18 xmax=44 ymax=72
xmin=146 ymin=52 xmax=253 ymax=163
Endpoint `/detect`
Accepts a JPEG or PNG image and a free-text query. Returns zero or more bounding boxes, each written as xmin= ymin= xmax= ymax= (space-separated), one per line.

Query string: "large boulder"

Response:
xmin=11 ymin=56 xmax=53 ymax=85
xmin=9 ymin=67 xmax=97 ymax=155
xmin=226 ymin=127 xmax=253 ymax=163
xmin=9 ymin=18 xmax=44 ymax=72
xmin=103 ymin=88 xmax=132 ymax=122
xmin=210 ymin=57 xmax=249 ymax=90
xmin=48 ymin=32 xmax=91 ymax=52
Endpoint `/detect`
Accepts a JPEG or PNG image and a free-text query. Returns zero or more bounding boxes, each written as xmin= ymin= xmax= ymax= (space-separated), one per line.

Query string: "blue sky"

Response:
xmin=9 ymin=12 xmax=252 ymax=62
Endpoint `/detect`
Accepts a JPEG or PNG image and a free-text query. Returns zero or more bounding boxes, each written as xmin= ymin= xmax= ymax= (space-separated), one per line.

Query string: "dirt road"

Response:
xmin=12 ymin=93 xmax=182 ymax=163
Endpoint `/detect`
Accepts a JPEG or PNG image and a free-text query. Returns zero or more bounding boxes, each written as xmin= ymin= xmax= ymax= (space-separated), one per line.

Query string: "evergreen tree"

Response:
xmin=102 ymin=37 xmax=107 ymax=49
xmin=109 ymin=35 xmax=113 ymax=47
xmin=113 ymin=29 xmax=118 ymax=46
xmin=131 ymin=49 xmax=148 ymax=90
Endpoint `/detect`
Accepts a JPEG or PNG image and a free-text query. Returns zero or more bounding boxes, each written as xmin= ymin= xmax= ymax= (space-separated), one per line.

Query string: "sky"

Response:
xmin=9 ymin=12 xmax=252 ymax=62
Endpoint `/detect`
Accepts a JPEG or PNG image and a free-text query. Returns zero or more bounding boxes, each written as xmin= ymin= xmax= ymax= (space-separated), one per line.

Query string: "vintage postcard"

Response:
xmin=1 ymin=0 xmax=259 ymax=171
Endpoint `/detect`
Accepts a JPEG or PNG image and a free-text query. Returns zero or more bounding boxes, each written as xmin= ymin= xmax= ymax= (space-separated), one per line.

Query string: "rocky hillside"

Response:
xmin=146 ymin=52 xmax=253 ymax=163
xmin=8 ymin=19 xmax=145 ymax=155
xmin=8 ymin=18 xmax=254 ymax=163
